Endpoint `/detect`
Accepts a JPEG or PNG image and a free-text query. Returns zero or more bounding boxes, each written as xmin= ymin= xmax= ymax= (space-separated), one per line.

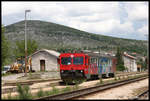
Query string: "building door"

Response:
xmin=40 ymin=60 xmax=45 ymax=71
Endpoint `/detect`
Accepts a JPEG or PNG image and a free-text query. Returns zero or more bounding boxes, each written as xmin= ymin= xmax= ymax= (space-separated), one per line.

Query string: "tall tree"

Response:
xmin=116 ymin=47 xmax=125 ymax=71
xmin=2 ymin=25 xmax=10 ymax=67
xmin=14 ymin=39 xmax=38 ymax=58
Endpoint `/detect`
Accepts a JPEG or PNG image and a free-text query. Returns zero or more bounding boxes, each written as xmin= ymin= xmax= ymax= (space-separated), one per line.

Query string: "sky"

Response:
xmin=2 ymin=1 xmax=149 ymax=40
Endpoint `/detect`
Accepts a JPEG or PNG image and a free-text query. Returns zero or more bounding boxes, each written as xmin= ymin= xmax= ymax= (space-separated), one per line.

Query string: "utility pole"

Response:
xmin=24 ymin=10 xmax=31 ymax=76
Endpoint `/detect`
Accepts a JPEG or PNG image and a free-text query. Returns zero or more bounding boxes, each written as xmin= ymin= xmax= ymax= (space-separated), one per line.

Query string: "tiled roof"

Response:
xmin=123 ymin=53 xmax=136 ymax=59
xmin=30 ymin=49 xmax=60 ymax=57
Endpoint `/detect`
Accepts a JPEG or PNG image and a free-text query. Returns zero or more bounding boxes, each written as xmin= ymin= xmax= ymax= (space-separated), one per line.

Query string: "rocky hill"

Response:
xmin=4 ymin=20 xmax=148 ymax=55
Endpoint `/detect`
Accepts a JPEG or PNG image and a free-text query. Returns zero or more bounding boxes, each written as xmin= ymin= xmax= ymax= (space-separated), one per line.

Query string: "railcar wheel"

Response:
xmin=109 ymin=73 xmax=114 ymax=77
xmin=63 ymin=79 xmax=85 ymax=85
xmin=63 ymin=79 xmax=74 ymax=85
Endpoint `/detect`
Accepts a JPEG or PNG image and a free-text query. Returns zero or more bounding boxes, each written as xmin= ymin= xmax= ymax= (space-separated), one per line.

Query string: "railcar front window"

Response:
xmin=73 ymin=57 xmax=83 ymax=65
xmin=61 ymin=57 xmax=72 ymax=65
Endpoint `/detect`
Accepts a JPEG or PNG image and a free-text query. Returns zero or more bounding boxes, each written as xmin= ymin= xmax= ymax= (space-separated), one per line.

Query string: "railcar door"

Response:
xmin=84 ymin=56 xmax=89 ymax=74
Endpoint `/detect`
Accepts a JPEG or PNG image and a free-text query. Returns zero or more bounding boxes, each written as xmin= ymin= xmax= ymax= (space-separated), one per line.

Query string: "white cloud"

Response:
xmin=137 ymin=25 xmax=148 ymax=35
xmin=124 ymin=2 xmax=148 ymax=21
xmin=2 ymin=1 xmax=149 ymax=40
xmin=2 ymin=2 xmax=25 ymax=16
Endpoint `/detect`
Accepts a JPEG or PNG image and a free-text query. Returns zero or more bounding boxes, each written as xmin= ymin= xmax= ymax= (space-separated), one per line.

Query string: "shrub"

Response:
xmin=7 ymin=93 xmax=12 ymax=99
xmin=114 ymin=76 xmax=117 ymax=81
xmin=117 ymin=64 xmax=125 ymax=71
xmin=37 ymin=88 xmax=44 ymax=97
xmin=62 ymin=86 xmax=71 ymax=93
xmin=52 ymin=86 xmax=59 ymax=95
xmin=99 ymin=78 xmax=103 ymax=84
xmin=17 ymin=84 xmax=32 ymax=99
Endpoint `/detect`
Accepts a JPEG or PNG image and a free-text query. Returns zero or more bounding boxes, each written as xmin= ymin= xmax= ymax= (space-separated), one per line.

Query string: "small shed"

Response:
xmin=123 ymin=52 xmax=137 ymax=72
xmin=30 ymin=49 xmax=60 ymax=72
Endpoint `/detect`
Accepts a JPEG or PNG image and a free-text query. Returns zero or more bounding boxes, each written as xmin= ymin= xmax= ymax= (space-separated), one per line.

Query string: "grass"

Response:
xmin=37 ymin=88 xmax=44 ymax=97
xmin=95 ymin=73 xmax=148 ymax=86
xmin=62 ymin=86 xmax=72 ymax=93
xmin=7 ymin=92 xmax=12 ymax=99
xmin=131 ymin=86 xmax=148 ymax=97
xmin=2 ymin=72 xmax=12 ymax=76
xmin=51 ymin=86 xmax=60 ymax=95
xmin=3 ymin=73 xmax=147 ymax=100
xmin=99 ymin=78 xmax=103 ymax=84
xmin=17 ymin=84 xmax=32 ymax=99
xmin=27 ymin=73 xmax=41 ymax=80
xmin=114 ymin=76 xmax=117 ymax=81
xmin=4 ymin=84 xmax=32 ymax=100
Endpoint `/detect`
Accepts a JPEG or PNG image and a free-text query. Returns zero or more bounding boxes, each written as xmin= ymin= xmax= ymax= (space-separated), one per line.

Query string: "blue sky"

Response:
xmin=2 ymin=1 xmax=148 ymax=40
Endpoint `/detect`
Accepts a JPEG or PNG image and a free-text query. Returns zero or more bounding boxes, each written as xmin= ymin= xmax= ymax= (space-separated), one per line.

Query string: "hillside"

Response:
xmin=4 ymin=20 xmax=148 ymax=55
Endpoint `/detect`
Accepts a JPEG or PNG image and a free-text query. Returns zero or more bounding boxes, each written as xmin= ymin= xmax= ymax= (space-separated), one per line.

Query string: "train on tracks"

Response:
xmin=58 ymin=52 xmax=117 ymax=84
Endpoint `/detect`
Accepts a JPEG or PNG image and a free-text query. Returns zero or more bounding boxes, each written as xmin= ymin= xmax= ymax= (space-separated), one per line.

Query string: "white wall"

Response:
xmin=123 ymin=56 xmax=137 ymax=72
xmin=31 ymin=51 xmax=58 ymax=72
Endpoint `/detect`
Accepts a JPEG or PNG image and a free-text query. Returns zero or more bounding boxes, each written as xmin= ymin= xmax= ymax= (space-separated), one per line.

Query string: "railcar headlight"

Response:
xmin=61 ymin=70 xmax=64 ymax=73
xmin=81 ymin=70 xmax=83 ymax=72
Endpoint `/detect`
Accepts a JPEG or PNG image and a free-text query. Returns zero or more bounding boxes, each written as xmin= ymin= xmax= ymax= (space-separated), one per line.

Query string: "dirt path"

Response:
xmin=76 ymin=78 xmax=149 ymax=100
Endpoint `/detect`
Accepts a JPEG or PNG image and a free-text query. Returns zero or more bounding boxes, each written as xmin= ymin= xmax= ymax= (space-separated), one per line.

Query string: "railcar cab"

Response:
xmin=59 ymin=53 xmax=89 ymax=83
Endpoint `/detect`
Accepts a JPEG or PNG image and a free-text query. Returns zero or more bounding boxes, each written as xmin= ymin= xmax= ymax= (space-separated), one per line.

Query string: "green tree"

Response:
xmin=137 ymin=58 xmax=148 ymax=71
xmin=14 ymin=39 xmax=38 ymax=58
xmin=2 ymin=25 xmax=10 ymax=68
xmin=117 ymin=64 xmax=125 ymax=71
xmin=116 ymin=47 xmax=125 ymax=71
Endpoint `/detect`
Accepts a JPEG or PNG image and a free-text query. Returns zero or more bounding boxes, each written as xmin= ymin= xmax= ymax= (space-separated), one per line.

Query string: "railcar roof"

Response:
xmin=59 ymin=52 xmax=116 ymax=59
xmin=86 ymin=52 xmax=116 ymax=59
xmin=60 ymin=53 xmax=87 ymax=57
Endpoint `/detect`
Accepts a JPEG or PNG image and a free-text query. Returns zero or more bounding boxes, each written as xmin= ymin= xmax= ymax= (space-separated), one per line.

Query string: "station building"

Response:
xmin=30 ymin=49 xmax=60 ymax=72
xmin=123 ymin=52 xmax=137 ymax=72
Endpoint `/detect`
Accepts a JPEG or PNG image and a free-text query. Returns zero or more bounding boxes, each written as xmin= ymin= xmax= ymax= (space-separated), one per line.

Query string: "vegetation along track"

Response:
xmin=2 ymin=78 xmax=61 ymax=94
xmin=3 ymin=71 xmax=146 ymax=86
xmin=34 ymin=74 xmax=148 ymax=100
xmin=2 ymin=72 xmax=147 ymax=95
xmin=3 ymin=78 xmax=61 ymax=86
xmin=132 ymin=89 xmax=149 ymax=100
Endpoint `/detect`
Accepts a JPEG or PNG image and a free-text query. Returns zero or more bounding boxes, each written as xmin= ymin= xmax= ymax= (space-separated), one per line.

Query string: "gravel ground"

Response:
xmin=2 ymin=73 xmax=25 ymax=81
xmin=2 ymin=71 xmax=60 ymax=83
xmin=76 ymin=78 xmax=149 ymax=100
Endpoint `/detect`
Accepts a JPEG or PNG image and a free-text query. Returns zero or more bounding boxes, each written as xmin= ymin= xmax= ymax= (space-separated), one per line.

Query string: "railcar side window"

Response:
xmin=73 ymin=57 xmax=83 ymax=65
xmin=61 ymin=57 xmax=72 ymax=65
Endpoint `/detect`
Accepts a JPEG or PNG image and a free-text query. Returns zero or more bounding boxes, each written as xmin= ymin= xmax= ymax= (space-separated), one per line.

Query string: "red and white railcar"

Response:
xmin=58 ymin=52 xmax=116 ymax=83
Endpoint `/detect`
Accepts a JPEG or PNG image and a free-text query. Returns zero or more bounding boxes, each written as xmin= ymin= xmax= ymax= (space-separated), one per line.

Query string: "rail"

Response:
xmin=2 ymin=78 xmax=61 ymax=94
xmin=2 ymin=72 xmax=147 ymax=95
xmin=132 ymin=89 xmax=149 ymax=100
xmin=3 ymin=71 xmax=146 ymax=86
xmin=3 ymin=78 xmax=61 ymax=86
xmin=34 ymin=74 xmax=148 ymax=100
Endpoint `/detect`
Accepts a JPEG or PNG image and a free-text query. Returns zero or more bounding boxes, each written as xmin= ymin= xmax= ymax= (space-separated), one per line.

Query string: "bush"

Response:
xmin=17 ymin=84 xmax=32 ymax=99
xmin=114 ymin=76 xmax=117 ymax=81
xmin=117 ymin=64 xmax=125 ymax=71
xmin=37 ymin=88 xmax=44 ymax=97
xmin=62 ymin=86 xmax=71 ymax=93
xmin=99 ymin=78 xmax=103 ymax=84
xmin=52 ymin=86 xmax=59 ymax=94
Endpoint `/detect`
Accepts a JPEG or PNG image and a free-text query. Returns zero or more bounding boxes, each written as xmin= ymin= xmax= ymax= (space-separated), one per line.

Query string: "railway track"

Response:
xmin=2 ymin=71 xmax=146 ymax=86
xmin=116 ymin=71 xmax=146 ymax=77
xmin=2 ymin=72 xmax=147 ymax=95
xmin=34 ymin=74 xmax=148 ymax=100
xmin=132 ymin=89 xmax=149 ymax=100
xmin=2 ymin=78 xmax=61 ymax=94
xmin=2 ymin=78 xmax=61 ymax=86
